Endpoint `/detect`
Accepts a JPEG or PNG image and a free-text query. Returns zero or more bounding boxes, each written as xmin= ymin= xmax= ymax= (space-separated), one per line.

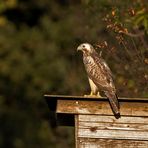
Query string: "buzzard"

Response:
xmin=77 ymin=43 xmax=120 ymax=118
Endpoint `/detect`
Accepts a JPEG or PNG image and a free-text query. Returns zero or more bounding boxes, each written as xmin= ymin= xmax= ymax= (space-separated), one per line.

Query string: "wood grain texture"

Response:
xmin=78 ymin=115 xmax=148 ymax=123
xmin=76 ymin=115 xmax=148 ymax=140
xmin=57 ymin=100 xmax=148 ymax=117
xmin=78 ymin=128 xmax=148 ymax=140
xmin=77 ymin=138 xmax=148 ymax=148
xmin=75 ymin=115 xmax=148 ymax=147
xmin=75 ymin=115 xmax=79 ymax=148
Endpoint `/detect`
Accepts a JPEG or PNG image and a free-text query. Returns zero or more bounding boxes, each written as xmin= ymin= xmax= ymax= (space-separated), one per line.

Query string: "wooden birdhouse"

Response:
xmin=44 ymin=95 xmax=148 ymax=148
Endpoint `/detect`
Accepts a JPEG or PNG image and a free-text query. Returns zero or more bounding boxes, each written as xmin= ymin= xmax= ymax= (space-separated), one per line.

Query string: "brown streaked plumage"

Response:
xmin=77 ymin=43 xmax=120 ymax=118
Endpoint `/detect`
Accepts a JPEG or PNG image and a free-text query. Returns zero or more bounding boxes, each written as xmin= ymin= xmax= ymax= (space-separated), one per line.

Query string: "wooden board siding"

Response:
xmin=75 ymin=115 xmax=148 ymax=148
xmin=77 ymin=138 xmax=148 ymax=148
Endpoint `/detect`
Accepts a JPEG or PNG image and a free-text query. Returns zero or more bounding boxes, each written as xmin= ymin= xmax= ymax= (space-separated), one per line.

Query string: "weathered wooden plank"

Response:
xmin=79 ymin=122 xmax=148 ymax=131
xmin=78 ymin=138 xmax=148 ymax=148
xmin=75 ymin=115 xmax=79 ymax=148
xmin=77 ymin=115 xmax=148 ymax=140
xmin=78 ymin=128 xmax=148 ymax=140
xmin=78 ymin=115 xmax=148 ymax=124
xmin=57 ymin=100 xmax=148 ymax=116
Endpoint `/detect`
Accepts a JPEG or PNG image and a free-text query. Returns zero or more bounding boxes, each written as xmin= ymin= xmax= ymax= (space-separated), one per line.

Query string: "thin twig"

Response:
xmin=120 ymin=31 xmax=144 ymax=37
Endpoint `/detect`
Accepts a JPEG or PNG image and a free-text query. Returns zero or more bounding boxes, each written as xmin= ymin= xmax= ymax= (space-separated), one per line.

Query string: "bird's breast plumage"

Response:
xmin=83 ymin=55 xmax=99 ymax=78
xmin=83 ymin=53 xmax=116 ymax=92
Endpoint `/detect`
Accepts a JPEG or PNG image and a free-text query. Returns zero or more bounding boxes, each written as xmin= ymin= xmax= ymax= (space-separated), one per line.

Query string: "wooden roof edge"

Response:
xmin=44 ymin=95 xmax=148 ymax=126
xmin=44 ymin=94 xmax=148 ymax=102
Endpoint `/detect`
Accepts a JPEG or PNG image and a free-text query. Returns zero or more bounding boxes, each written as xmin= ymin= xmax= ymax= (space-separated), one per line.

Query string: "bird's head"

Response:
xmin=77 ymin=43 xmax=94 ymax=54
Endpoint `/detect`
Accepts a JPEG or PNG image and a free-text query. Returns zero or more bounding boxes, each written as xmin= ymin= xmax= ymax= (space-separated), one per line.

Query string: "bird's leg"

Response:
xmin=84 ymin=91 xmax=102 ymax=98
xmin=97 ymin=91 xmax=102 ymax=98
xmin=90 ymin=91 xmax=93 ymax=96
xmin=84 ymin=91 xmax=97 ymax=97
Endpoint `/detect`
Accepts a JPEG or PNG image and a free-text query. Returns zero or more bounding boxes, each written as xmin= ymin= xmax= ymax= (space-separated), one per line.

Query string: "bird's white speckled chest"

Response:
xmin=83 ymin=55 xmax=95 ymax=65
xmin=83 ymin=55 xmax=98 ymax=94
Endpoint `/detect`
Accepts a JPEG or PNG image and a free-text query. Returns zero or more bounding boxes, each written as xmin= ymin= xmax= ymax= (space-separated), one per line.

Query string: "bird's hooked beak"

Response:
xmin=77 ymin=45 xmax=83 ymax=51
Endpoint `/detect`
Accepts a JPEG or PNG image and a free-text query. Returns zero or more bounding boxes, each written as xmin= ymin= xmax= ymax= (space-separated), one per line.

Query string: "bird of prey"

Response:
xmin=77 ymin=43 xmax=120 ymax=118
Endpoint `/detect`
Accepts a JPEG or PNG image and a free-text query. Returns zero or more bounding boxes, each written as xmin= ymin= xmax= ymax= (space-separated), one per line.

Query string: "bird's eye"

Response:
xmin=82 ymin=45 xmax=85 ymax=48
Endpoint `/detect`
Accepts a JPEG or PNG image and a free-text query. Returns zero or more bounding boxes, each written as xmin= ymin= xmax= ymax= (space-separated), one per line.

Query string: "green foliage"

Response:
xmin=133 ymin=8 xmax=148 ymax=33
xmin=0 ymin=0 xmax=147 ymax=147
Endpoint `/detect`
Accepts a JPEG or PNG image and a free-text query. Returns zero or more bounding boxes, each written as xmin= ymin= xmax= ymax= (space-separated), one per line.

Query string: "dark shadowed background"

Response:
xmin=0 ymin=0 xmax=147 ymax=147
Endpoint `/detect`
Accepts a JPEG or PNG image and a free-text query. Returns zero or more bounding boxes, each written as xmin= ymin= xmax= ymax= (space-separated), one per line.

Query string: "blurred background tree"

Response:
xmin=0 ymin=0 xmax=147 ymax=147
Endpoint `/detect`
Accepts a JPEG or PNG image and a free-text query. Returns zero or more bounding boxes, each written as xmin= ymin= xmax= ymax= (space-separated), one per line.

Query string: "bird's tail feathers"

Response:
xmin=105 ymin=91 xmax=120 ymax=119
